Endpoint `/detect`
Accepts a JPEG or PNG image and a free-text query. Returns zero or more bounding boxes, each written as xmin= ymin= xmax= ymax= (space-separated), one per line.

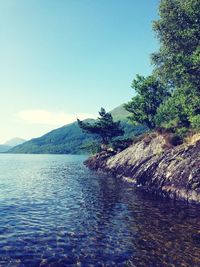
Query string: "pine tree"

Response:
xmin=77 ymin=108 xmax=124 ymax=145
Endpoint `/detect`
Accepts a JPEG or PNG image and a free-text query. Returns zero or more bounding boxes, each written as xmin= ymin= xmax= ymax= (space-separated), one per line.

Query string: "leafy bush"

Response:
xmin=190 ymin=115 xmax=200 ymax=130
xmin=175 ymin=127 xmax=188 ymax=139
xmin=80 ymin=142 xmax=101 ymax=154
xmin=110 ymin=137 xmax=133 ymax=152
xmin=124 ymin=75 xmax=169 ymax=129
xmin=155 ymin=86 xmax=200 ymax=129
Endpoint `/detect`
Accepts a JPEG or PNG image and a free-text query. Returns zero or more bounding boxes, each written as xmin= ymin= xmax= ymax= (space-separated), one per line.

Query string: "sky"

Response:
xmin=0 ymin=0 xmax=160 ymax=143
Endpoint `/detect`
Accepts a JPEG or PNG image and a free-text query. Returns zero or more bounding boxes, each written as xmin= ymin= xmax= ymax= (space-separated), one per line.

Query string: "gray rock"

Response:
xmin=85 ymin=133 xmax=200 ymax=204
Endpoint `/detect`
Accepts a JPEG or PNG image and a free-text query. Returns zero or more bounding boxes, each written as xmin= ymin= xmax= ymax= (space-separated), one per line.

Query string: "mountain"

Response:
xmin=0 ymin=138 xmax=26 ymax=153
xmin=9 ymin=105 xmax=146 ymax=154
xmin=0 ymin=145 xmax=12 ymax=153
xmin=9 ymin=120 xmax=96 ymax=154
xmin=110 ymin=104 xmax=130 ymax=121
xmin=4 ymin=137 xmax=26 ymax=147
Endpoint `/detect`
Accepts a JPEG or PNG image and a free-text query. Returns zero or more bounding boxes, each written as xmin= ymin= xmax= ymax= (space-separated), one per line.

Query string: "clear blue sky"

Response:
xmin=0 ymin=0 xmax=159 ymax=143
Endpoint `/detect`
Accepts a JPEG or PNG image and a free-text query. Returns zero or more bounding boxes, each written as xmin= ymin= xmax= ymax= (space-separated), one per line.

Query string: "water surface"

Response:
xmin=0 ymin=154 xmax=199 ymax=266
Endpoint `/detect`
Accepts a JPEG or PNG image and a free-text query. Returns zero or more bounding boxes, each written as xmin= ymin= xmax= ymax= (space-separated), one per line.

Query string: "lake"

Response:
xmin=0 ymin=154 xmax=199 ymax=266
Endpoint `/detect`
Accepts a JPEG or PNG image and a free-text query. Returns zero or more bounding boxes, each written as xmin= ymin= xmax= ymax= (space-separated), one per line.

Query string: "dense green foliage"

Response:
xmin=124 ymin=75 xmax=169 ymax=129
xmin=78 ymin=108 xmax=124 ymax=145
xmin=125 ymin=0 xmax=200 ymax=136
xmin=80 ymin=141 xmax=101 ymax=155
xmin=152 ymin=0 xmax=200 ymax=89
xmin=152 ymin=0 xmax=200 ymax=129
xmin=155 ymin=86 xmax=200 ymax=128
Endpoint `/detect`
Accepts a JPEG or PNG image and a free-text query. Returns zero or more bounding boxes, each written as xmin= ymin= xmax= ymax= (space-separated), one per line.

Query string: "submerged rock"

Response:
xmin=85 ymin=133 xmax=200 ymax=204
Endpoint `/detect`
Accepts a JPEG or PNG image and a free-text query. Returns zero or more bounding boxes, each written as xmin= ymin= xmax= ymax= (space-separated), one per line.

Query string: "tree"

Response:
xmin=151 ymin=0 xmax=200 ymax=128
xmin=77 ymin=108 xmax=124 ymax=145
xmin=124 ymin=75 xmax=169 ymax=129
xmin=152 ymin=0 xmax=200 ymax=90
xmin=155 ymin=85 xmax=200 ymax=128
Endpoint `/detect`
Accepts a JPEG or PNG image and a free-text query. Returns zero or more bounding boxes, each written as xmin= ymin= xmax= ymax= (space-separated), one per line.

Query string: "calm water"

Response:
xmin=0 ymin=154 xmax=199 ymax=267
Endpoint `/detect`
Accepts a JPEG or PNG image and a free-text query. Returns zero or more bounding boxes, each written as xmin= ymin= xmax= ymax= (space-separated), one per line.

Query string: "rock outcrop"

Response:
xmin=85 ymin=133 xmax=200 ymax=204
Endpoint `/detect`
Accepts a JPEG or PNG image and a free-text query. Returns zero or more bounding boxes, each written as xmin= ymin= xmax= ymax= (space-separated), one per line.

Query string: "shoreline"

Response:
xmin=84 ymin=133 xmax=200 ymax=204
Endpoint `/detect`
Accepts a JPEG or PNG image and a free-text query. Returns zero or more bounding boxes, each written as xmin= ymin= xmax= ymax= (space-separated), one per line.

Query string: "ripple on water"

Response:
xmin=0 ymin=154 xmax=199 ymax=266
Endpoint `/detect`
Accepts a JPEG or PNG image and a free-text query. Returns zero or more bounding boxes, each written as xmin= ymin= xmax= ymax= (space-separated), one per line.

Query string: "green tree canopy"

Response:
xmin=156 ymin=85 xmax=200 ymax=128
xmin=77 ymin=108 xmax=124 ymax=145
xmin=151 ymin=0 xmax=200 ymax=129
xmin=152 ymin=0 xmax=200 ymax=90
xmin=124 ymin=75 xmax=169 ymax=129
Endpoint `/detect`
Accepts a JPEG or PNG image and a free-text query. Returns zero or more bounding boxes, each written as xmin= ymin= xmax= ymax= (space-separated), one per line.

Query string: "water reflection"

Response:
xmin=0 ymin=154 xmax=199 ymax=266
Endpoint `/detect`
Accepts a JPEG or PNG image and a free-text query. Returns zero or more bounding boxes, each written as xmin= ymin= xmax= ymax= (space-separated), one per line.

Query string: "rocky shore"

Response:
xmin=85 ymin=133 xmax=200 ymax=204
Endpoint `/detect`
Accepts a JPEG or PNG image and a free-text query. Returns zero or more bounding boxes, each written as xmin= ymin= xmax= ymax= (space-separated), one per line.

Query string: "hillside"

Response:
xmin=0 ymin=137 xmax=26 ymax=153
xmin=4 ymin=137 xmax=26 ymax=147
xmin=110 ymin=104 xmax=130 ymax=121
xmin=0 ymin=145 xmax=12 ymax=153
xmin=9 ymin=121 xmax=96 ymax=154
xmin=9 ymin=105 xmax=146 ymax=154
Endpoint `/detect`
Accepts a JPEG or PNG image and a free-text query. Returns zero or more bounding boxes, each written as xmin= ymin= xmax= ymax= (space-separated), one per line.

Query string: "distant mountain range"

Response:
xmin=8 ymin=105 xmax=146 ymax=154
xmin=0 ymin=138 xmax=26 ymax=153
xmin=0 ymin=145 xmax=12 ymax=153
xmin=9 ymin=120 xmax=96 ymax=154
xmin=4 ymin=137 xmax=26 ymax=147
